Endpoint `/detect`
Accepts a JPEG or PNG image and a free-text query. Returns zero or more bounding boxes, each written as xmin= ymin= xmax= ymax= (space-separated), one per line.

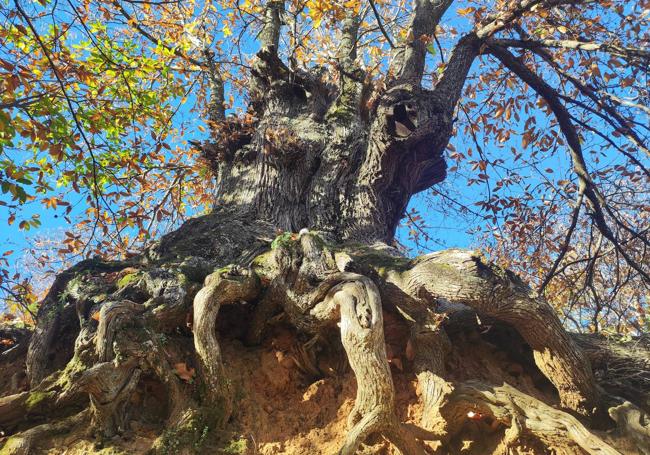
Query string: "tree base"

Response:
xmin=1 ymin=222 xmax=648 ymax=454
xmin=2 ymin=313 xmax=647 ymax=454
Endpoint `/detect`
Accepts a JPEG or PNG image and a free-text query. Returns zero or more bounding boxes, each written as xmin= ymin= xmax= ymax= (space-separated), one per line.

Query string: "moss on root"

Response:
xmin=250 ymin=250 xmax=274 ymax=274
xmin=341 ymin=245 xmax=411 ymax=277
xmin=0 ymin=436 xmax=20 ymax=455
xmin=270 ymin=232 xmax=298 ymax=250
xmin=117 ymin=272 xmax=140 ymax=289
xmin=25 ymin=390 xmax=54 ymax=411
xmin=155 ymin=412 xmax=211 ymax=455
xmin=222 ymin=438 xmax=248 ymax=454
xmin=56 ymin=354 xmax=88 ymax=390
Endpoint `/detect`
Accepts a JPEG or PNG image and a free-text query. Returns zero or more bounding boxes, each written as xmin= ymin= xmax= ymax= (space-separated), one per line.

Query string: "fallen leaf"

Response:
xmin=174 ymin=362 xmax=195 ymax=382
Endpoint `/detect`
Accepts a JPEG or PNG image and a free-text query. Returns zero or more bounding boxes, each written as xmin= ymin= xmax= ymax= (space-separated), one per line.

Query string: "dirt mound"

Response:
xmin=24 ymin=320 xmax=623 ymax=455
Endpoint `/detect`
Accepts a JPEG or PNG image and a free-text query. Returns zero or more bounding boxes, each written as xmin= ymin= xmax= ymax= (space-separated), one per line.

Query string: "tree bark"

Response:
xmin=2 ymin=2 xmax=649 ymax=453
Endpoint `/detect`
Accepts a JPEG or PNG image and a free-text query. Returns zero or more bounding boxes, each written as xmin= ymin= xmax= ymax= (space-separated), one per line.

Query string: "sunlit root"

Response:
xmin=390 ymin=249 xmax=600 ymax=417
xmin=72 ymin=360 xmax=141 ymax=438
xmin=409 ymin=313 xmax=453 ymax=437
xmin=67 ymin=298 xmax=196 ymax=440
xmin=193 ymin=266 xmax=261 ymax=427
xmin=335 ymin=275 xmax=425 ymax=455
xmin=443 ymin=381 xmax=620 ymax=455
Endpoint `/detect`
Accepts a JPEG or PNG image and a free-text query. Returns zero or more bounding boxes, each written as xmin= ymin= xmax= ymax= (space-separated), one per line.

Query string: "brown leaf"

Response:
xmin=405 ymin=339 xmax=415 ymax=361
xmin=174 ymin=362 xmax=195 ymax=382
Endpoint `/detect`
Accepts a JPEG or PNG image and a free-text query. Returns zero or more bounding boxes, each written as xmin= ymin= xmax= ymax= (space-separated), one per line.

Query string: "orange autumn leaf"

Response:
xmin=457 ymin=7 xmax=475 ymax=16
xmin=174 ymin=362 xmax=195 ymax=382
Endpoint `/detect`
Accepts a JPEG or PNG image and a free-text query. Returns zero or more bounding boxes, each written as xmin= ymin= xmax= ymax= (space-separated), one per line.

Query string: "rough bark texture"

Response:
xmin=1 ymin=1 xmax=649 ymax=454
xmin=2 ymin=219 xmax=649 ymax=454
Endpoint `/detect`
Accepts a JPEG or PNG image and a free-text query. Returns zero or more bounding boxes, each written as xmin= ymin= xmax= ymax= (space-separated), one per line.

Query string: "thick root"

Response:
xmin=393 ymin=249 xmax=600 ymax=418
xmin=0 ymin=410 xmax=90 ymax=455
xmin=409 ymin=316 xmax=453 ymax=437
xmin=5 ymin=235 xmax=648 ymax=454
xmin=26 ymin=259 xmax=131 ymax=387
xmin=72 ymin=360 xmax=141 ymax=438
xmin=443 ymin=381 xmax=620 ymax=455
xmin=608 ymin=401 xmax=650 ymax=455
xmin=0 ymin=368 xmax=84 ymax=433
xmin=193 ymin=265 xmax=261 ymax=427
xmin=53 ymin=293 xmax=199 ymax=443
xmin=335 ymin=275 xmax=425 ymax=455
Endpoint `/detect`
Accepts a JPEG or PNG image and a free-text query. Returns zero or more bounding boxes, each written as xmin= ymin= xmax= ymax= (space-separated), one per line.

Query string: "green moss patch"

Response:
xmin=117 ymin=272 xmax=140 ymax=289
xmin=223 ymin=438 xmax=248 ymax=454
xmin=25 ymin=390 xmax=54 ymax=411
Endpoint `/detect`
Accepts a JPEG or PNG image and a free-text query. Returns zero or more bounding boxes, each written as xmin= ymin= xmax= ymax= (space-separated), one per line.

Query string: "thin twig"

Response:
xmin=368 ymin=0 xmax=394 ymax=48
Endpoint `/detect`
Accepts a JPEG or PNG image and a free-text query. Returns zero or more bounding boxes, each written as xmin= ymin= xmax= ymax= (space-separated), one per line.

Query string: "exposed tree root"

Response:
xmin=389 ymin=249 xmax=601 ymax=418
xmin=410 ymin=318 xmax=453 ymax=438
xmin=2 ymin=233 xmax=649 ymax=454
xmin=0 ymin=410 xmax=90 ymax=455
xmin=26 ymin=259 xmax=132 ymax=387
xmin=193 ymin=265 xmax=261 ymax=426
xmin=72 ymin=360 xmax=141 ymax=438
xmin=334 ymin=275 xmax=424 ymax=455
xmin=442 ymin=381 xmax=620 ymax=455
xmin=608 ymin=401 xmax=650 ymax=454
xmin=0 ymin=366 xmax=85 ymax=433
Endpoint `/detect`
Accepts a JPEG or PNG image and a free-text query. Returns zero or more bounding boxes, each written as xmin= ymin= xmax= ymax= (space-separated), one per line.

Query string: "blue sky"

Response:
xmin=2 ymin=0 xmax=646 ymax=316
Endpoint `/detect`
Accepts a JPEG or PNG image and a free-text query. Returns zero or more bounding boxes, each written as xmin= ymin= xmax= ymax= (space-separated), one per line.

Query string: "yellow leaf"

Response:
xmin=223 ymin=23 xmax=232 ymax=37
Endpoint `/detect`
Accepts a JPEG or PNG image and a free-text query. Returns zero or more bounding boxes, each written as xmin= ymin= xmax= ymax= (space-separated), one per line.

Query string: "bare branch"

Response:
xmin=204 ymin=49 xmax=225 ymax=126
xmin=339 ymin=8 xmax=361 ymax=63
xmin=491 ymin=38 xmax=650 ymax=63
xmin=475 ymin=0 xmax=588 ymax=39
xmin=498 ymin=28 xmax=650 ymax=158
xmin=0 ymin=93 xmax=47 ymax=110
xmin=538 ymin=53 xmax=650 ymax=158
xmin=394 ymin=0 xmax=454 ymax=85
xmin=601 ymin=92 xmax=650 ymax=116
xmin=489 ymin=44 xmax=650 ymax=284
xmin=431 ymin=33 xmax=480 ymax=114
xmin=539 ymin=191 xmax=584 ymax=293
xmin=259 ymin=0 xmax=284 ymax=51
xmin=368 ymin=0 xmax=395 ymax=48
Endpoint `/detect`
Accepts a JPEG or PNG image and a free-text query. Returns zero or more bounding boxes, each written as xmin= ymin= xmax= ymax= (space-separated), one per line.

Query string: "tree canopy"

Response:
xmin=1 ymin=0 xmax=648 ymax=334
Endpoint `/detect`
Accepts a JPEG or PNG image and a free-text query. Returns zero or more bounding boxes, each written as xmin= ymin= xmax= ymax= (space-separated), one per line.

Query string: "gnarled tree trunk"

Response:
xmin=1 ymin=1 xmax=649 ymax=454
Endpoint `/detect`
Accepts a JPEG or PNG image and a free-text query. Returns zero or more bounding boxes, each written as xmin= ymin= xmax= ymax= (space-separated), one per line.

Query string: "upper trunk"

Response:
xmin=200 ymin=26 xmax=479 ymax=244
xmin=205 ymin=82 xmax=452 ymax=246
xmin=208 ymin=83 xmax=450 ymax=243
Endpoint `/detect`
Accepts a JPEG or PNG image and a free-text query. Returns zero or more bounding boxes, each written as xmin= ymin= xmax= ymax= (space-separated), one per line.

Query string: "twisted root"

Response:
xmin=330 ymin=275 xmax=424 ymax=454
